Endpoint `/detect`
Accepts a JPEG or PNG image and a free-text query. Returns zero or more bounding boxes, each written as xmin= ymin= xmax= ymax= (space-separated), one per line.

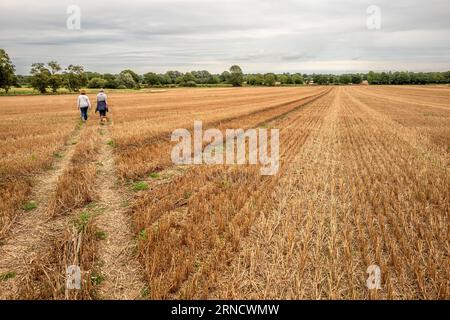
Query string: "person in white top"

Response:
xmin=77 ymin=89 xmax=91 ymax=121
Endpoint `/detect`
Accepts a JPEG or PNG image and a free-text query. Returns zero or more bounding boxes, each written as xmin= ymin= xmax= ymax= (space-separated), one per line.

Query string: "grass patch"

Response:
xmin=139 ymin=229 xmax=148 ymax=241
xmin=183 ymin=191 xmax=192 ymax=199
xmin=0 ymin=271 xmax=16 ymax=281
xmin=53 ymin=151 xmax=63 ymax=158
xmin=91 ymin=272 xmax=105 ymax=285
xmin=221 ymin=179 xmax=231 ymax=189
xmin=141 ymin=287 xmax=150 ymax=298
xmin=133 ymin=181 xmax=149 ymax=192
xmin=76 ymin=119 xmax=84 ymax=129
xmin=22 ymin=201 xmax=37 ymax=211
xmin=148 ymin=172 xmax=160 ymax=179
xmin=95 ymin=230 xmax=107 ymax=240
xmin=74 ymin=211 xmax=91 ymax=232
xmin=106 ymin=140 xmax=116 ymax=148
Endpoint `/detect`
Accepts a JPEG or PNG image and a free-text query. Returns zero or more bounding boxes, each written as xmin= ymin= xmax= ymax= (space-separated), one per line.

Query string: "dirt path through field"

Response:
xmin=0 ymin=125 xmax=83 ymax=299
xmin=95 ymin=122 xmax=146 ymax=300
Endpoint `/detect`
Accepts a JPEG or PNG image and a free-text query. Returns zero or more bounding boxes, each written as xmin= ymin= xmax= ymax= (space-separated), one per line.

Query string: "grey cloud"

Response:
xmin=0 ymin=0 xmax=449 ymax=74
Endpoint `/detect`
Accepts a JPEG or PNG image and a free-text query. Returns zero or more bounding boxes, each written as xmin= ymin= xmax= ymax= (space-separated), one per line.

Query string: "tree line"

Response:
xmin=366 ymin=71 xmax=450 ymax=85
xmin=1 ymin=49 xmax=450 ymax=93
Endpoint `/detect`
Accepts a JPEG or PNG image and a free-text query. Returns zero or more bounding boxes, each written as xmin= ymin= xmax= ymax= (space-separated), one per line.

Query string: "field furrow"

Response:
xmin=210 ymin=87 xmax=448 ymax=299
xmin=130 ymin=89 xmax=335 ymax=299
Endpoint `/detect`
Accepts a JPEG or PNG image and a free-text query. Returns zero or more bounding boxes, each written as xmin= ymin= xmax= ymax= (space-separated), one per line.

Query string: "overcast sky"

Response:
xmin=1 ymin=0 xmax=449 ymax=74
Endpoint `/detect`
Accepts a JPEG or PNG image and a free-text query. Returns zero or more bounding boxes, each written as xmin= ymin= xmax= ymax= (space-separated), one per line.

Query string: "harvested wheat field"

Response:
xmin=0 ymin=86 xmax=448 ymax=300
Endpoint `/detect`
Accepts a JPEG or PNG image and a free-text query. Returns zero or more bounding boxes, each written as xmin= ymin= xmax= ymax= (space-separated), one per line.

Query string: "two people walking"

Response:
xmin=77 ymin=89 xmax=109 ymax=123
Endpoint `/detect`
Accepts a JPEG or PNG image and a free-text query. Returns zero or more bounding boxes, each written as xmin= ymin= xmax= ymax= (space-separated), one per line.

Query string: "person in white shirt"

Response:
xmin=77 ymin=89 xmax=91 ymax=121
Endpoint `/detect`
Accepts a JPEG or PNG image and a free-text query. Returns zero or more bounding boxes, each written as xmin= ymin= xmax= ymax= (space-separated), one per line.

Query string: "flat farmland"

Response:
xmin=0 ymin=86 xmax=448 ymax=299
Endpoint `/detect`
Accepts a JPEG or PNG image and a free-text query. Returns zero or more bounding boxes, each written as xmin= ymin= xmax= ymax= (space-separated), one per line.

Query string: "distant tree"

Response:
xmin=143 ymin=72 xmax=162 ymax=86
xmin=0 ymin=49 xmax=16 ymax=93
xmin=103 ymin=73 xmax=119 ymax=89
xmin=48 ymin=73 xmax=63 ymax=93
xmin=444 ymin=71 xmax=450 ymax=83
xmin=278 ymin=74 xmax=289 ymax=85
xmin=182 ymin=80 xmax=197 ymax=87
xmin=246 ymin=75 xmax=254 ymax=85
xmin=175 ymin=76 xmax=184 ymax=85
xmin=351 ymin=74 xmax=363 ymax=84
xmin=292 ymin=74 xmax=304 ymax=85
xmin=210 ymin=75 xmax=220 ymax=84
xmin=120 ymin=69 xmax=141 ymax=85
xmin=432 ymin=72 xmax=445 ymax=84
xmin=264 ymin=73 xmax=276 ymax=86
xmin=176 ymin=72 xmax=197 ymax=87
xmin=329 ymin=75 xmax=340 ymax=84
xmin=30 ymin=63 xmax=51 ymax=93
xmin=255 ymin=74 xmax=265 ymax=85
xmin=228 ymin=65 xmax=244 ymax=87
xmin=220 ymin=71 xmax=230 ymax=83
xmin=85 ymin=71 xmax=103 ymax=81
xmin=191 ymin=70 xmax=213 ymax=84
xmin=63 ymin=65 xmax=86 ymax=92
xmin=156 ymin=73 xmax=170 ymax=85
xmin=380 ymin=72 xmax=390 ymax=84
xmin=15 ymin=75 xmax=30 ymax=87
xmin=246 ymin=75 xmax=256 ymax=85
xmin=367 ymin=71 xmax=380 ymax=85
xmin=87 ymin=77 xmax=107 ymax=88
xmin=401 ymin=71 xmax=411 ymax=84
xmin=116 ymin=72 xmax=136 ymax=89
xmin=246 ymin=74 xmax=264 ymax=85
xmin=339 ymin=74 xmax=351 ymax=85
xmin=313 ymin=74 xmax=329 ymax=85
xmin=165 ymin=71 xmax=183 ymax=84
xmin=285 ymin=74 xmax=294 ymax=84
xmin=181 ymin=72 xmax=196 ymax=84
xmin=48 ymin=61 xmax=61 ymax=74
xmin=391 ymin=72 xmax=400 ymax=84
xmin=47 ymin=61 xmax=63 ymax=93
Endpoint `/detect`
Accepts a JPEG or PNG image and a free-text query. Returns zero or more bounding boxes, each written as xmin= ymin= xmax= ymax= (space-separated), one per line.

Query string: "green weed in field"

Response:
xmin=91 ymin=272 xmax=105 ymax=285
xmin=95 ymin=230 xmax=107 ymax=240
xmin=106 ymin=140 xmax=116 ymax=148
xmin=53 ymin=151 xmax=63 ymax=158
xmin=139 ymin=229 xmax=148 ymax=241
xmin=148 ymin=172 xmax=160 ymax=179
xmin=141 ymin=287 xmax=150 ymax=298
xmin=0 ymin=271 xmax=16 ymax=281
xmin=221 ymin=179 xmax=231 ymax=189
xmin=133 ymin=181 xmax=149 ymax=192
xmin=22 ymin=201 xmax=37 ymax=211
xmin=74 ymin=211 xmax=91 ymax=232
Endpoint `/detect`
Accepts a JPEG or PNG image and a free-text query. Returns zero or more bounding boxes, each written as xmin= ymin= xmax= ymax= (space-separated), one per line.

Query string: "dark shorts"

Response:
xmin=99 ymin=110 xmax=107 ymax=117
